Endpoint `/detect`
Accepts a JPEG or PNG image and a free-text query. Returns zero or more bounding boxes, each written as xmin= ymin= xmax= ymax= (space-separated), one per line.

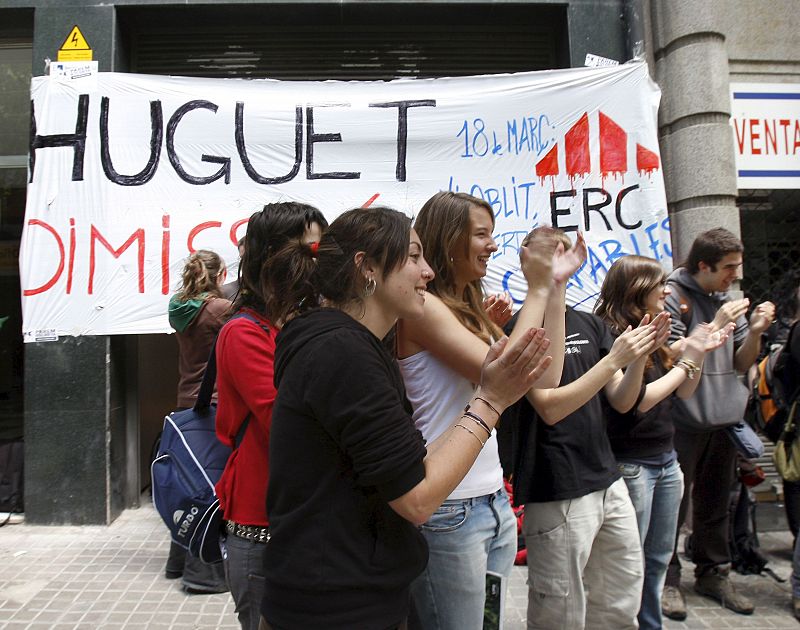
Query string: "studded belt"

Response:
xmin=225 ymin=520 xmax=270 ymax=544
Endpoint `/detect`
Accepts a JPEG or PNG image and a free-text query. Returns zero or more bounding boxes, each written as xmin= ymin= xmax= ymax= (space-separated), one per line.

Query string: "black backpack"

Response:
xmin=746 ymin=322 xmax=799 ymax=443
xmin=728 ymin=482 xmax=773 ymax=578
xmin=684 ymin=479 xmax=784 ymax=582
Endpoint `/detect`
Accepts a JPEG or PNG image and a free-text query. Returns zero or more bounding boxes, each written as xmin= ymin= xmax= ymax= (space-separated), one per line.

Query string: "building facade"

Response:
xmin=0 ymin=0 xmax=797 ymax=524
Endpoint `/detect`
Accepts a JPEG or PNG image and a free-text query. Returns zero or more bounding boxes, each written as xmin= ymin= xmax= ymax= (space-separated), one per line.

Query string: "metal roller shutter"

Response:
xmin=121 ymin=3 xmax=566 ymax=80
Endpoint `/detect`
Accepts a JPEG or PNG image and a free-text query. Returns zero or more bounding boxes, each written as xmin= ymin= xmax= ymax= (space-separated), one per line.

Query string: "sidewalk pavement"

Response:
xmin=1 ymin=498 xmax=799 ymax=629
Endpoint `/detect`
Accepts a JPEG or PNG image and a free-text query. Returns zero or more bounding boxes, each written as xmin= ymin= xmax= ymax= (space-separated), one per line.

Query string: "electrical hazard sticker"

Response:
xmin=58 ymin=25 xmax=93 ymax=61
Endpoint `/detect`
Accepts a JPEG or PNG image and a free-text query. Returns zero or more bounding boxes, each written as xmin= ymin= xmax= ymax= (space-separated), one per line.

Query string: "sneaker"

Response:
xmin=661 ymin=585 xmax=687 ymax=621
xmin=695 ymin=571 xmax=754 ymax=615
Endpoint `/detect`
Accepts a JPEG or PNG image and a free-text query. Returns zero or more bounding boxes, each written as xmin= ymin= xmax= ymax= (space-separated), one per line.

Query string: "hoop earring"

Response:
xmin=364 ymin=277 xmax=377 ymax=297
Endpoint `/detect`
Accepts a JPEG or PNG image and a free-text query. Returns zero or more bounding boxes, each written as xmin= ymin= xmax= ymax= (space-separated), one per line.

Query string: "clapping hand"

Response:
xmin=484 ymin=292 xmax=514 ymax=327
xmin=607 ymin=315 xmax=659 ymax=370
xmin=711 ymin=298 xmax=749 ymax=331
xmin=749 ymin=301 xmax=775 ymax=334
xmin=551 ymin=231 xmax=587 ymax=286
xmin=519 ymin=228 xmax=558 ymax=290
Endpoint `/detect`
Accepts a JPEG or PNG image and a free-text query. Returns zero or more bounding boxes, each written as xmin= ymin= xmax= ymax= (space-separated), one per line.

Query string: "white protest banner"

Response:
xmin=20 ymin=61 xmax=669 ymax=340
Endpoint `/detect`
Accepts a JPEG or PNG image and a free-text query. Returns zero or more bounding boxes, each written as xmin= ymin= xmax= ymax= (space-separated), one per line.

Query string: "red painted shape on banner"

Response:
xmin=187 ymin=221 xmax=222 ymax=254
xmin=161 ymin=214 xmax=170 ymax=295
xmin=636 ymin=143 xmax=660 ymax=175
xmin=565 ymin=113 xmax=591 ymax=179
xmin=599 ymin=112 xmax=627 ymax=178
xmin=230 ymin=218 xmax=249 ymax=246
xmin=23 ymin=219 xmax=65 ymax=296
xmin=67 ymin=218 xmax=76 ymax=294
xmin=362 ymin=193 xmax=380 ymax=208
xmin=89 ymin=226 xmax=145 ymax=294
xmin=536 ymin=144 xmax=559 ymax=179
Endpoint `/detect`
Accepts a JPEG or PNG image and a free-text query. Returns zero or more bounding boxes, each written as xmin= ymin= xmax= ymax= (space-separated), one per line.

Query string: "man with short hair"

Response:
xmin=661 ymin=227 xmax=775 ymax=620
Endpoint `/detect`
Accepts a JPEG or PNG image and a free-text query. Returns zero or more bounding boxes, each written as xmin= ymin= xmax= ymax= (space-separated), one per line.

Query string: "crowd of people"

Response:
xmin=163 ymin=192 xmax=798 ymax=630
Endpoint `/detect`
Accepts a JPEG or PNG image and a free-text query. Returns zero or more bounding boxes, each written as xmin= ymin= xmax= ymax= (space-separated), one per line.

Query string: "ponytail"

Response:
xmin=176 ymin=250 xmax=225 ymax=301
xmin=264 ymin=241 xmax=319 ymax=325
xmin=264 ymin=206 xmax=411 ymax=323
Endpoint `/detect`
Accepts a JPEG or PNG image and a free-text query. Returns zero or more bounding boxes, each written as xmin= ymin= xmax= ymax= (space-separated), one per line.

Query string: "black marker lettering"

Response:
xmin=29 ymin=94 xmax=89 ymax=182
xmin=582 ymin=188 xmax=613 ymax=231
xmin=369 ymin=100 xmax=436 ymax=181
xmin=167 ymin=100 xmax=231 ymax=185
xmin=235 ymin=102 xmax=302 ymax=185
xmin=100 ymin=97 xmax=163 ymax=186
xmin=305 ymin=104 xmax=360 ymax=180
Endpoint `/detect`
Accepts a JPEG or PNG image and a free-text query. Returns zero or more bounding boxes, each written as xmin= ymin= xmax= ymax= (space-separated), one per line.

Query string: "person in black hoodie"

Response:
xmin=258 ymin=206 xmax=553 ymax=630
xmin=594 ymin=255 xmax=732 ymax=630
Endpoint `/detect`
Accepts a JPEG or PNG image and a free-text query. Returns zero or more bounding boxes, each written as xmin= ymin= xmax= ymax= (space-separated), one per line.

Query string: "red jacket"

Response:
xmin=215 ymin=308 xmax=276 ymax=527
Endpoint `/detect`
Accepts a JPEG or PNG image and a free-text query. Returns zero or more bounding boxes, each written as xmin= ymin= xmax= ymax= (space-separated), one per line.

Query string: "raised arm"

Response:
xmin=505 ymin=231 xmax=556 ymax=350
xmin=537 ymin=231 xmax=587 ymax=388
xmin=527 ymin=320 xmax=658 ymax=424
xmin=627 ymin=321 xmax=734 ymax=413
xmin=603 ymin=315 xmax=667 ymax=413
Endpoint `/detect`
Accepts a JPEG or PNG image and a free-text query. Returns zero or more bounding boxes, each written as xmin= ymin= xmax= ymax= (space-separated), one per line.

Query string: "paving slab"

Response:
xmin=1 ymin=500 xmax=798 ymax=629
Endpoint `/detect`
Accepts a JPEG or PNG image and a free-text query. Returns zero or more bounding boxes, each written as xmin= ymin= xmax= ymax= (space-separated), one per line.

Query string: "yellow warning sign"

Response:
xmin=58 ymin=25 xmax=93 ymax=61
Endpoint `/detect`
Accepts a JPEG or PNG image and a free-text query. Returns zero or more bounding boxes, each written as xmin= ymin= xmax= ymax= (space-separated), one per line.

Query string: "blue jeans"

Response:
xmin=221 ymin=534 xmax=267 ymax=630
xmin=410 ymin=488 xmax=517 ymax=630
xmin=619 ymin=459 xmax=684 ymax=630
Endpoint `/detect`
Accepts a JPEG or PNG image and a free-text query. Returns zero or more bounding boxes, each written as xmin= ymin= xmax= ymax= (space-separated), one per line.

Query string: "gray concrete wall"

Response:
xmin=722 ymin=0 xmax=800 ymax=82
xmin=648 ymin=0 xmax=740 ymax=263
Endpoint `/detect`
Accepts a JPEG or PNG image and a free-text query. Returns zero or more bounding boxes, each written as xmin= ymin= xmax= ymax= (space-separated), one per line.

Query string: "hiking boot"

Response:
xmin=694 ymin=571 xmax=754 ymax=615
xmin=661 ymin=585 xmax=687 ymax=621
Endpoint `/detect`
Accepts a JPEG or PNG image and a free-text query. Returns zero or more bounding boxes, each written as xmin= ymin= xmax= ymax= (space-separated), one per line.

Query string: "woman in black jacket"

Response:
xmin=258 ymin=206 xmax=552 ymax=630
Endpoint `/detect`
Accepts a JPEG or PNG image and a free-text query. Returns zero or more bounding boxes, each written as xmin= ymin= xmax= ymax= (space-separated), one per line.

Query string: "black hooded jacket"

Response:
xmin=262 ymin=308 xmax=428 ymax=630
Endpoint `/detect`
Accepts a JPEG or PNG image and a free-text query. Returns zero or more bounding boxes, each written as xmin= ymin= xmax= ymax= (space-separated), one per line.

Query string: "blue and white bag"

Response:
xmin=151 ymin=313 xmax=265 ymax=564
xmin=152 ymin=403 xmax=231 ymax=564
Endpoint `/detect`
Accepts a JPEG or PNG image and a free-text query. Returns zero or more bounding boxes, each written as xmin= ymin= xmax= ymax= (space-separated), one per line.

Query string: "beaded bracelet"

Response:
xmin=462 ymin=410 xmax=492 ymax=437
xmin=454 ymin=422 xmax=487 ymax=447
xmin=675 ymin=358 xmax=699 ymax=379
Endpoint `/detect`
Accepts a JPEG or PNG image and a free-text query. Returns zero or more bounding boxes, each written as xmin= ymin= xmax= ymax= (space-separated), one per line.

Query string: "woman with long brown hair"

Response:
xmin=594 ymin=255 xmax=731 ymax=630
xmin=259 ymin=206 xmax=552 ymax=629
xmin=397 ymin=191 xmax=585 ymax=629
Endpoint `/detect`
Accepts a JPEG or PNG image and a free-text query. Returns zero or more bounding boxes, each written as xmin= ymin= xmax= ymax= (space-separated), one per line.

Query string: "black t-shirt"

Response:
xmin=510 ymin=307 xmax=620 ymax=504
xmin=605 ymin=352 xmax=675 ymax=460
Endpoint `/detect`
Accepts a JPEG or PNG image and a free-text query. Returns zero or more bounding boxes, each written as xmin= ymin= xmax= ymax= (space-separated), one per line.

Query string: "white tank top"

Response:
xmin=398 ymin=350 xmax=504 ymax=500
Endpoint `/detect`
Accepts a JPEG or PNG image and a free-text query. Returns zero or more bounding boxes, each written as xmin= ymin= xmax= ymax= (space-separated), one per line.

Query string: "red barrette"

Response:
xmin=309 ymin=241 xmax=319 ymax=256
